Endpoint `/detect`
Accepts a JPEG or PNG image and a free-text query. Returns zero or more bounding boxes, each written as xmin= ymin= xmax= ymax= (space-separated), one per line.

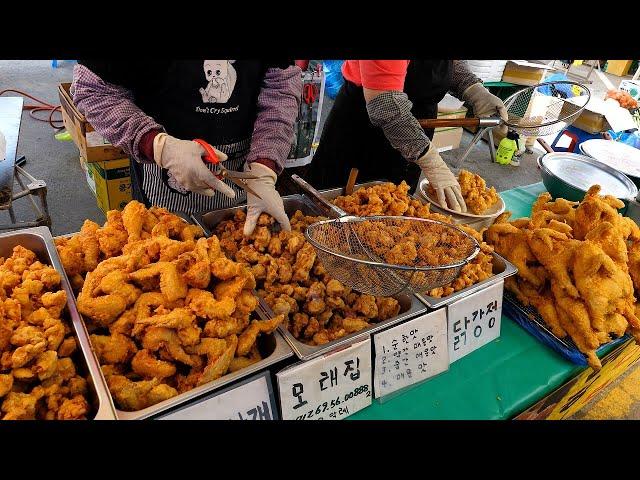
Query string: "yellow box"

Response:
xmin=501 ymin=60 xmax=551 ymax=86
xmin=81 ymin=156 xmax=132 ymax=214
xmin=606 ymin=60 xmax=633 ymax=77
xmin=60 ymin=83 xmax=126 ymax=162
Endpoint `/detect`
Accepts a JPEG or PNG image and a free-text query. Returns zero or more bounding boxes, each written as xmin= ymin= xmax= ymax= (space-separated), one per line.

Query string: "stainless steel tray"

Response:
xmin=259 ymin=292 xmax=427 ymax=361
xmin=414 ymin=251 xmax=517 ymax=309
xmin=192 ymin=194 xmax=429 ymax=361
xmin=0 ymin=227 xmax=116 ymax=420
xmin=56 ymin=223 xmax=293 ymax=420
xmin=118 ymin=324 xmax=292 ymax=420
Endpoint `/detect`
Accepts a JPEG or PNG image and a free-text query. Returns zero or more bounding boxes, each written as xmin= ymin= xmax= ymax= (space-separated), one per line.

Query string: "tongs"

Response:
xmin=193 ymin=138 xmax=262 ymax=200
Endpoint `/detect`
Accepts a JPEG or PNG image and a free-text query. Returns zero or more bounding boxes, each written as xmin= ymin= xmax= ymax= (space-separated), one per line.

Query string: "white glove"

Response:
xmin=416 ymin=144 xmax=467 ymax=213
xmin=462 ymin=83 xmax=509 ymax=135
xmin=152 ymin=133 xmax=235 ymax=198
xmin=243 ymin=162 xmax=291 ymax=236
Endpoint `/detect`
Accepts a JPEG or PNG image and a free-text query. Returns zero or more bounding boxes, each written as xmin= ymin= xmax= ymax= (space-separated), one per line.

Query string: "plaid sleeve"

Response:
xmin=246 ymin=65 xmax=302 ymax=174
xmin=449 ymin=60 xmax=482 ymax=99
xmin=71 ymin=63 xmax=164 ymax=162
xmin=366 ymin=91 xmax=431 ymax=162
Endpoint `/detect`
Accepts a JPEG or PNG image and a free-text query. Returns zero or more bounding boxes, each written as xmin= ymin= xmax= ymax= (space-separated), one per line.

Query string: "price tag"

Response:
xmin=277 ymin=339 xmax=372 ymax=420
xmin=158 ymin=372 xmax=277 ymax=420
xmin=373 ymin=309 xmax=448 ymax=398
xmin=447 ymin=280 xmax=503 ymax=363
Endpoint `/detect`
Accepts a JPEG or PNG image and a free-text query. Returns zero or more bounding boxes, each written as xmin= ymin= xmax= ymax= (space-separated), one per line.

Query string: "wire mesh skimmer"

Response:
xmin=305 ymin=216 xmax=480 ymax=297
xmin=419 ymin=80 xmax=591 ymax=138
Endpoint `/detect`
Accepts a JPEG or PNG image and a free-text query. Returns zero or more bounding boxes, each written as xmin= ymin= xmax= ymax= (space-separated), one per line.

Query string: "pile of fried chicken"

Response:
xmin=56 ymin=201 xmax=282 ymax=412
xmin=485 ymin=185 xmax=640 ymax=369
xmin=215 ymin=210 xmax=402 ymax=346
xmin=333 ymin=181 xmax=495 ymax=298
xmin=0 ymin=246 xmax=89 ymax=420
xmin=427 ymin=169 xmax=499 ymax=215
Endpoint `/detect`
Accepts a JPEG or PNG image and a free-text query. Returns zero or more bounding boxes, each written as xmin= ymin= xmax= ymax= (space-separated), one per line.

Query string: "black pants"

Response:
xmin=303 ymin=80 xmax=435 ymax=192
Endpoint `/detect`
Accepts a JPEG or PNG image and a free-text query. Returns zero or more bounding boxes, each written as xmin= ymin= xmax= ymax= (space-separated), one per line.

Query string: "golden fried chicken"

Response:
xmin=131 ymin=349 xmax=176 ymax=379
xmin=90 ymin=333 xmax=137 ymax=364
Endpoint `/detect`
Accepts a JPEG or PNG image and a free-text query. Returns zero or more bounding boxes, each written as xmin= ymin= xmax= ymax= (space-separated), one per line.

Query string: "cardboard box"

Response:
xmin=59 ymin=83 xmax=125 ymax=162
xmin=501 ymin=60 xmax=554 ymax=86
xmin=81 ymin=156 xmax=132 ymax=214
xmin=431 ymin=127 xmax=463 ymax=152
xmin=606 ymin=60 xmax=633 ymax=77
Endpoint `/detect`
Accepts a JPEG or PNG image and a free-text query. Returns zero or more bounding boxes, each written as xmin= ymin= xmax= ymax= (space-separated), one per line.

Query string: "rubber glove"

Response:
xmin=152 ymin=133 xmax=235 ymax=198
xmin=462 ymin=83 xmax=509 ymax=135
xmin=416 ymin=143 xmax=467 ymax=213
xmin=243 ymin=162 xmax=291 ymax=236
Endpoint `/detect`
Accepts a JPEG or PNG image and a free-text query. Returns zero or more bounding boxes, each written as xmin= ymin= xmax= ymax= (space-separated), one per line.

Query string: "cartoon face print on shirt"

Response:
xmin=199 ymin=60 xmax=237 ymax=104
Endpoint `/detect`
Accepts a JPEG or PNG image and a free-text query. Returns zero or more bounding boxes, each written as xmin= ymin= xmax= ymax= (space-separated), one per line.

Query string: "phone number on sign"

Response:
xmin=295 ymin=385 xmax=371 ymax=420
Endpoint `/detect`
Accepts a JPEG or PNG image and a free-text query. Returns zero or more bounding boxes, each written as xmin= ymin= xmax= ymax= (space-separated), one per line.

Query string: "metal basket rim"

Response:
xmin=503 ymin=80 xmax=591 ymax=132
xmin=304 ymin=215 xmax=481 ymax=272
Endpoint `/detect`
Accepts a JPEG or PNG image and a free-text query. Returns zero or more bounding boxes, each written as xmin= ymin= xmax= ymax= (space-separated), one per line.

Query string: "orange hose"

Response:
xmin=0 ymin=88 xmax=64 ymax=129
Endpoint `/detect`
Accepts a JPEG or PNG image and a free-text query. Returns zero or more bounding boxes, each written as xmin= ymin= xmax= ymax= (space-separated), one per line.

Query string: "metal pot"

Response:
xmin=578 ymin=139 xmax=640 ymax=189
xmin=537 ymin=151 xmax=639 ymax=213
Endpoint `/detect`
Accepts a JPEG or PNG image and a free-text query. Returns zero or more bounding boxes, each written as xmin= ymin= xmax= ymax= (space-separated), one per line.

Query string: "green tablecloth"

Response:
xmin=351 ymin=183 xmax=584 ymax=420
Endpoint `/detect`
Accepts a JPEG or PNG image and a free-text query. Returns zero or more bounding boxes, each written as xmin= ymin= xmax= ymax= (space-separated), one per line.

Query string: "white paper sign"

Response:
xmin=159 ymin=372 xmax=276 ymax=420
xmin=277 ymin=339 xmax=372 ymax=420
xmin=373 ymin=309 xmax=448 ymax=398
xmin=447 ymin=280 xmax=504 ymax=363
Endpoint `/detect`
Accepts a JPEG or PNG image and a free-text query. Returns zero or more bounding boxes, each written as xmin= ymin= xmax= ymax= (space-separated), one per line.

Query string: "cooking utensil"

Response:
xmin=419 ymin=80 xmax=591 ymax=137
xmin=345 ymin=168 xmax=359 ymax=195
xmin=290 ymin=174 xmax=480 ymax=297
xmin=193 ymin=138 xmax=262 ymax=199
xmin=579 ymin=138 xmax=640 ymax=187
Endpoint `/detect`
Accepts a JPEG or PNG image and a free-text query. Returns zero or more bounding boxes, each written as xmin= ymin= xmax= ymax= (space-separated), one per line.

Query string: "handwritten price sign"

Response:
xmin=373 ymin=308 xmax=448 ymax=398
xmin=158 ymin=372 xmax=277 ymax=420
xmin=447 ymin=280 xmax=503 ymax=363
xmin=277 ymin=339 xmax=372 ymax=420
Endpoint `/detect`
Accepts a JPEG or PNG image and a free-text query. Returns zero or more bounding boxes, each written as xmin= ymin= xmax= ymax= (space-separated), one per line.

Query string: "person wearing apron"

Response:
xmin=71 ymin=60 xmax=301 ymax=235
xmin=305 ymin=60 xmax=508 ymax=212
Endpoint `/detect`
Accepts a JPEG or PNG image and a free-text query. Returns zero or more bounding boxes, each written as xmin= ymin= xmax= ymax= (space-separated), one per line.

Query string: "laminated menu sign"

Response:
xmin=277 ymin=339 xmax=372 ymax=420
xmin=158 ymin=372 xmax=278 ymax=420
xmin=373 ymin=308 xmax=448 ymax=399
xmin=447 ymin=280 xmax=504 ymax=363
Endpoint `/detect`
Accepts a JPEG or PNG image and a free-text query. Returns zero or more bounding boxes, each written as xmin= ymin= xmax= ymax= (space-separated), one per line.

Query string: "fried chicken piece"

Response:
xmin=33 ymin=350 xmax=58 ymax=381
xmin=56 ymin=395 xmax=89 ymax=420
xmin=236 ymin=289 xmax=258 ymax=315
xmin=196 ymin=335 xmax=238 ymax=386
xmin=353 ymin=294 xmax=379 ymax=319
xmin=186 ymin=288 xmax=236 ymax=319
xmin=456 ymin=169 xmax=500 ymax=215
xmin=57 ymin=337 xmax=77 ymax=357
xmin=90 ymin=333 xmax=137 ymax=365
xmin=1 ymin=391 xmax=38 ymax=420
xmin=109 ymin=310 xmax=136 ymax=337
xmin=131 ymin=349 xmax=176 ymax=379
xmin=0 ymin=374 xmax=13 ymax=398
xmin=573 ymin=185 xmax=625 ymax=241
xmin=147 ymin=384 xmax=179 ymax=406
xmin=96 ymin=210 xmax=129 ymax=257
xmin=107 ymin=375 xmax=159 ymax=411
xmin=237 ymin=315 xmax=283 ymax=356
xmin=77 ymin=289 xmax=127 ymax=326
xmin=180 ymin=224 xmax=204 ymax=242
xmin=11 ymin=340 xmax=47 ymax=369
xmin=122 ymin=200 xmax=147 ymax=242
xmin=175 ymin=251 xmax=211 ymax=289
xmin=292 ymin=243 xmax=316 ymax=283
xmin=129 ymin=262 xmax=188 ymax=302
xmin=342 ymin=317 xmax=371 ymax=334
xmin=186 ymin=337 xmax=227 ymax=357
xmin=210 ymin=256 xmax=243 ymax=280
xmin=214 ymin=273 xmax=252 ymax=300
xmin=95 ymin=270 xmax=142 ymax=307
xmin=40 ymin=290 xmax=67 ymax=319
xmin=10 ymin=325 xmax=46 ymax=346
xmin=203 ymin=317 xmax=242 ymax=338
xmin=376 ymin=297 xmax=401 ymax=320
xmin=142 ymin=327 xmax=194 ymax=366
xmin=229 ymin=355 xmax=261 ymax=373
xmin=133 ymin=307 xmax=196 ymax=335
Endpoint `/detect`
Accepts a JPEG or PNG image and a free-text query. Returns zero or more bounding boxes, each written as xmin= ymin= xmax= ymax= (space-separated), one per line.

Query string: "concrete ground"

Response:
xmin=0 ymin=60 xmax=634 ymax=236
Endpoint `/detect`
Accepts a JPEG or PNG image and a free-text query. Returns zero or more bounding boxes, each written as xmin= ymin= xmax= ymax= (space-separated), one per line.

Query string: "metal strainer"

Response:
xmin=419 ymin=80 xmax=592 ymax=137
xmin=305 ymin=216 xmax=480 ymax=297
xmin=290 ymin=175 xmax=480 ymax=296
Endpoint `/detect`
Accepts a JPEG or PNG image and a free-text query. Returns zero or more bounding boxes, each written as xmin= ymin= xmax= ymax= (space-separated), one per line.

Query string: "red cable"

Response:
xmin=0 ymin=88 xmax=64 ymax=129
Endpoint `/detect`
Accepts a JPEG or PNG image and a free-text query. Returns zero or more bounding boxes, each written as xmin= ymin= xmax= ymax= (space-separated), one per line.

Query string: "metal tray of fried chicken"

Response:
xmin=192 ymin=194 xmax=429 ymax=361
xmin=503 ymin=290 xmax=630 ymax=367
xmin=0 ymin=227 xmax=116 ymax=420
xmin=56 ymin=223 xmax=293 ymax=420
xmin=311 ymin=180 xmax=519 ymax=309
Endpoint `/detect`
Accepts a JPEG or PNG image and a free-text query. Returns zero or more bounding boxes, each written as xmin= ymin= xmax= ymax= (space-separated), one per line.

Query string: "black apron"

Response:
xmin=80 ymin=60 xmax=281 ymax=215
xmin=304 ymin=60 xmax=452 ymax=192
